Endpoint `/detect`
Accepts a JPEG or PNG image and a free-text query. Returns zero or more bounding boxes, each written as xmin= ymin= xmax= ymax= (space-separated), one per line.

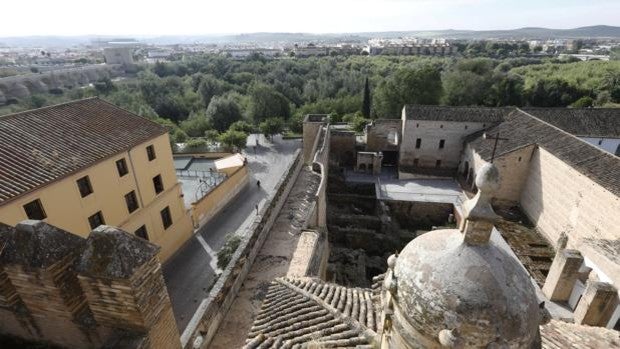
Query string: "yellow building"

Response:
xmin=0 ymin=98 xmax=193 ymax=261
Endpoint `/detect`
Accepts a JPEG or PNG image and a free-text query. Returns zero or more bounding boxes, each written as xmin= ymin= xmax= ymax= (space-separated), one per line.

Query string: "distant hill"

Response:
xmin=1 ymin=25 xmax=619 ymax=48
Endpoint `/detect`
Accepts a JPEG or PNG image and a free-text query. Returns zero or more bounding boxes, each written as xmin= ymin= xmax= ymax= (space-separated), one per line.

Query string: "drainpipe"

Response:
xmin=127 ymin=148 xmax=146 ymax=208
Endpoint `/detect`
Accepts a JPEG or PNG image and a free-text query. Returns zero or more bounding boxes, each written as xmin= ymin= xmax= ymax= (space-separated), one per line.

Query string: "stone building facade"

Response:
xmin=399 ymin=105 xmax=510 ymax=176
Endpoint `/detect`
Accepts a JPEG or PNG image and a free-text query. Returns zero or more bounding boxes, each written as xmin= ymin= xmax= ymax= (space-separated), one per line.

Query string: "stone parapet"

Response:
xmin=0 ymin=221 xmax=180 ymax=349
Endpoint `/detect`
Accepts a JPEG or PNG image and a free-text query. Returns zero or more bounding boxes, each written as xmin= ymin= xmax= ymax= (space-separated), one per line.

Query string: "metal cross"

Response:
xmin=483 ymin=131 xmax=509 ymax=163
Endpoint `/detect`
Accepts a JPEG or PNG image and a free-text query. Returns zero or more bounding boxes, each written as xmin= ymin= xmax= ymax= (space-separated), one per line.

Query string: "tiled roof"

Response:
xmin=541 ymin=319 xmax=620 ymax=349
xmin=246 ymin=277 xmax=619 ymax=348
xmin=523 ymin=108 xmax=620 ymax=138
xmin=467 ymin=109 xmax=620 ymax=197
xmin=404 ymin=105 xmax=512 ymax=122
xmin=244 ymin=278 xmax=378 ymax=349
xmin=0 ymin=98 xmax=166 ymax=205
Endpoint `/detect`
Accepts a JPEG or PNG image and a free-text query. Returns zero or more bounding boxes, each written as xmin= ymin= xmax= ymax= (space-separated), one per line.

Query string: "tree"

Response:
xmin=248 ymin=82 xmax=291 ymax=123
xmin=206 ymin=95 xmax=243 ymax=132
xmin=93 ymin=77 xmax=116 ymax=95
xmin=229 ymin=120 xmax=255 ymax=134
xmin=197 ymin=75 xmax=226 ymax=108
xmin=205 ymin=129 xmax=220 ymax=143
xmin=185 ymin=138 xmax=208 ymax=150
xmin=180 ymin=112 xmax=211 ymax=137
xmin=373 ymin=64 xmax=443 ymax=118
xmin=362 ymin=77 xmax=371 ymax=118
xmin=259 ymin=117 xmax=285 ymax=140
xmin=172 ymin=129 xmax=189 ymax=143
xmin=571 ymin=96 xmax=594 ymax=108
xmin=218 ymin=129 xmax=248 ymax=152
xmin=526 ymin=78 xmax=583 ymax=107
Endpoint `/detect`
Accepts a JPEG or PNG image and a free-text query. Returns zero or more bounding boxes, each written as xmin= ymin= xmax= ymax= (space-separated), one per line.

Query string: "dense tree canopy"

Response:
xmin=2 ymin=54 xmax=618 ymax=133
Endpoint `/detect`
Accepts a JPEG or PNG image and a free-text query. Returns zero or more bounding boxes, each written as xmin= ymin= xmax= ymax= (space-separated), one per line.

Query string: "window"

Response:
xmin=77 ymin=176 xmax=93 ymax=197
xmin=135 ymin=225 xmax=149 ymax=240
xmin=146 ymin=145 xmax=156 ymax=161
xmin=518 ymin=156 xmax=522 ymax=162
xmin=88 ymin=211 xmax=105 ymax=230
xmin=439 ymin=139 xmax=445 ymax=149
xmin=598 ymin=139 xmax=603 ymax=145
xmin=125 ymin=191 xmax=139 ymax=213
xmin=415 ymin=138 xmax=422 ymax=149
xmin=413 ymin=158 xmax=419 ymax=167
xmin=153 ymin=175 xmax=164 ymax=194
xmin=464 ymin=125 xmax=468 ymax=130
xmin=23 ymin=199 xmax=46 ymax=220
xmin=116 ymin=158 xmax=129 ymax=177
xmin=161 ymin=206 xmax=173 ymax=229
xmin=440 ymin=124 xmax=443 ymax=129
xmin=416 ymin=123 xmax=419 ymax=128
xmin=436 ymin=160 xmax=442 ymax=168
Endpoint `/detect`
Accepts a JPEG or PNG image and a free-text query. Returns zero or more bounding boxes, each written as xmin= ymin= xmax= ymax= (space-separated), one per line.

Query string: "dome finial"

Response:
xmin=460 ymin=162 xmax=501 ymax=245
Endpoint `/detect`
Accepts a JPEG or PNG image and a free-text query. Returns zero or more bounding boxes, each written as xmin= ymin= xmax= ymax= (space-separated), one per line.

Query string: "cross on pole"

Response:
xmin=483 ymin=131 xmax=509 ymax=163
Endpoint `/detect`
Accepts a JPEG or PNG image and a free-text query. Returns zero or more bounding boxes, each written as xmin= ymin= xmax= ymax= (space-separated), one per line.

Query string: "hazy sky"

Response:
xmin=1 ymin=0 xmax=619 ymax=36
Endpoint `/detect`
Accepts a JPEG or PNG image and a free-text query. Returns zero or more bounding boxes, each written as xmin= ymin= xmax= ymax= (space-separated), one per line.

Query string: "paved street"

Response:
xmin=162 ymin=134 xmax=300 ymax=331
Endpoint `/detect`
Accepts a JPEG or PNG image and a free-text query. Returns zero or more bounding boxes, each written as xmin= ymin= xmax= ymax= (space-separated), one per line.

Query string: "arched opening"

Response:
xmin=359 ymin=163 xmax=367 ymax=172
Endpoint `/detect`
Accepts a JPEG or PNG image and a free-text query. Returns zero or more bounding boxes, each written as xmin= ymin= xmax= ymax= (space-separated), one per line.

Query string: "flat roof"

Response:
xmin=376 ymin=178 xmax=464 ymax=205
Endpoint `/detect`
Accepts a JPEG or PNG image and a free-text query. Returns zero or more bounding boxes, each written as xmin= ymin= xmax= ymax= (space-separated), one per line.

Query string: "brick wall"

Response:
xmin=366 ymin=119 xmax=401 ymax=152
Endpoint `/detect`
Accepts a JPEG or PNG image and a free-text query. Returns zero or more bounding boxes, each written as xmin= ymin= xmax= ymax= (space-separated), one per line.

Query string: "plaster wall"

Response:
xmin=0 ymin=134 xmax=193 ymax=261
xmin=190 ymin=166 xmax=249 ymax=228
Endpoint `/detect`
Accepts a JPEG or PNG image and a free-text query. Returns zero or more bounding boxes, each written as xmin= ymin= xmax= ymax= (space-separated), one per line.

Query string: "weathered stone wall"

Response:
xmin=520 ymin=147 xmax=620 ymax=282
xmin=303 ymin=115 xmax=327 ymax=163
xmin=461 ymin=144 xmax=535 ymax=204
xmin=180 ymin=150 xmax=304 ymax=349
xmin=365 ymin=119 xmax=402 ymax=152
xmin=0 ymin=222 xmax=178 ymax=349
xmin=400 ymin=115 xmax=489 ymax=175
xmin=329 ymin=130 xmax=356 ymax=166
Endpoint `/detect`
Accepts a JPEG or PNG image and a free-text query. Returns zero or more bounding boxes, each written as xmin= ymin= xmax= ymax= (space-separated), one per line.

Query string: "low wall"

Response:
xmin=190 ymin=166 xmax=249 ymax=228
xmin=181 ymin=149 xmax=303 ymax=349
xmin=172 ymin=152 xmax=231 ymax=159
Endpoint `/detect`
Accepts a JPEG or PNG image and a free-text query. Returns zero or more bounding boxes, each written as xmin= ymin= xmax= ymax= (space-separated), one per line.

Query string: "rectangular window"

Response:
xmin=116 ymin=158 xmax=129 ymax=177
xmin=135 ymin=225 xmax=149 ymax=240
xmin=125 ymin=191 xmax=139 ymax=213
xmin=439 ymin=139 xmax=445 ymax=149
xmin=160 ymin=206 xmax=173 ymax=229
xmin=413 ymin=158 xmax=419 ymax=167
xmin=88 ymin=211 xmax=105 ymax=230
xmin=23 ymin=199 xmax=46 ymax=220
xmin=146 ymin=145 xmax=156 ymax=161
xmin=153 ymin=175 xmax=164 ymax=194
xmin=415 ymin=138 xmax=422 ymax=149
xmin=77 ymin=176 xmax=93 ymax=198
xmin=436 ymin=160 xmax=442 ymax=168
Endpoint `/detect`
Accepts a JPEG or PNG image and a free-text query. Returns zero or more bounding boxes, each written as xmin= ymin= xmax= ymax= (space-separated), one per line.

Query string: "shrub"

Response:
xmin=217 ymin=235 xmax=242 ymax=270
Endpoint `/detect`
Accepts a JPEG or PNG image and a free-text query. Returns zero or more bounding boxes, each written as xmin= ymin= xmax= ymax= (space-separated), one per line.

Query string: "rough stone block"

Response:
xmin=542 ymin=249 xmax=583 ymax=302
xmin=574 ymin=281 xmax=619 ymax=327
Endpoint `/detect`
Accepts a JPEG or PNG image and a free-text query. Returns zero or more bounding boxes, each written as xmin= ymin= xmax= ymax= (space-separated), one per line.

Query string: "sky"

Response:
xmin=1 ymin=0 xmax=619 ymax=36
